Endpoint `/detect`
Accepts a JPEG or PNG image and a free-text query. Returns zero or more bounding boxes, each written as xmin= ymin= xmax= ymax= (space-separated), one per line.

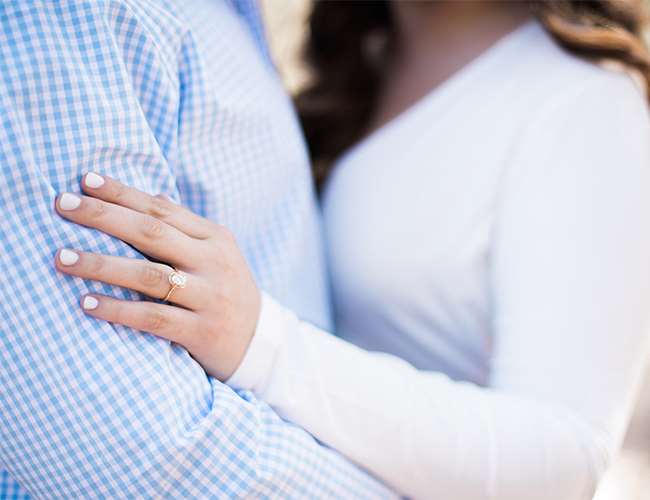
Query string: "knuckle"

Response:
xmin=139 ymin=264 xmax=165 ymax=288
xmin=144 ymin=309 xmax=169 ymax=332
xmin=88 ymin=254 xmax=105 ymax=275
xmin=111 ymin=182 xmax=127 ymax=203
xmin=184 ymin=320 xmax=209 ymax=350
xmin=213 ymin=225 xmax=238 ymax=249
xmin=199 ymin=242 xmax=220 ymax=262
xmin=176 ymin=320 xmax=193 ymax=344
xmin=148 ymin=195 xmax=172 ymax=219
xmin=113 ymin=305 xmax=128 ymax=326
xmin=214 ymin=223 xmax=233 ymax=240
xmin=212 ymin=285 xmax=230 ymax=305
xmin=89 ymin=199 xmax=107 ymax=219
xmin=140 ymin=215 xmax=165 ymax=239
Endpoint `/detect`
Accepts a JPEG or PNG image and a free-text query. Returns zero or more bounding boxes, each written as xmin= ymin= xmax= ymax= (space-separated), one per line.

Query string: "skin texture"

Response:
xmin=55 ymin=173 xmax=261 ymax=381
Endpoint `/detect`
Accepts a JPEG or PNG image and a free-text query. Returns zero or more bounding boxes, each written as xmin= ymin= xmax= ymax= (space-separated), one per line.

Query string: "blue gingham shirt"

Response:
xmin=0 ymin=1 xmax=395 ymax=498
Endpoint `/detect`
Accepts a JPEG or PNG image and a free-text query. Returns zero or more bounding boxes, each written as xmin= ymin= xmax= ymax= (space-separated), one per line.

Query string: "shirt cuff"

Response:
xmin=227 ymin=292 xmax=293 ymax=391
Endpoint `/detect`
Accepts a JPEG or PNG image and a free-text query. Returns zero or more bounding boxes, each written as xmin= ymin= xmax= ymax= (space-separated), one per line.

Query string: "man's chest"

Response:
xmin=157 ymin=0 xmax=326 ymax=317
xmin=170 ymin=0 xmax=314 ymax=234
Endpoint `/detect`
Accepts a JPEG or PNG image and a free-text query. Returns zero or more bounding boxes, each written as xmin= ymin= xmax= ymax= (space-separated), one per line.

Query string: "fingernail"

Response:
xmin=59 ymin=193 xmax=81 ymax=210
xmin=85 ymin=172 xmax=105 ymax=189
xmin=59 ymin=249 xmax=79 ymax=266
xmin=82 ymin=296 xmax=99 ymax=310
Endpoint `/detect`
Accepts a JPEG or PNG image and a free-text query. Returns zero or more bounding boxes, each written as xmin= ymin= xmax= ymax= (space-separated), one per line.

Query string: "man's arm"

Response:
xmin=0 ymin=1 xmax=392 ymax=497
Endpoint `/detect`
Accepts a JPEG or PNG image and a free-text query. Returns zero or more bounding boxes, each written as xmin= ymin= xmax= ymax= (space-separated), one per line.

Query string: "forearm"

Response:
xmin=231 ymin=295 xmax=616 ymax=500
xmin=230 ymin=73 xmax=650 ymax=500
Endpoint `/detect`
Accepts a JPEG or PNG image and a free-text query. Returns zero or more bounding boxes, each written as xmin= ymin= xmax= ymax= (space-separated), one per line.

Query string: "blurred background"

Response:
xmin=260 ymin=1 xmax=650 ymax=499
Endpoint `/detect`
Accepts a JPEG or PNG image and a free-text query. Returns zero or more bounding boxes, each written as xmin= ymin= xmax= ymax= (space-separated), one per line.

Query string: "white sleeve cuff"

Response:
xmin=226 ymin=292 xmax=293 ymax=391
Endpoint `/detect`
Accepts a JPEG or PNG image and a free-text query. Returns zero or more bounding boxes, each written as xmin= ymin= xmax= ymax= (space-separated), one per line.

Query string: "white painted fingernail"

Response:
xmin=59 ymin=249 xmax=79 ymax=266
xmin=59 ymin=193 xmax=81 ymax=210
xmin=82 ymin=296 xmax=99 ymax=310
xmin=85 ymin=172 xmax=105 ymax=188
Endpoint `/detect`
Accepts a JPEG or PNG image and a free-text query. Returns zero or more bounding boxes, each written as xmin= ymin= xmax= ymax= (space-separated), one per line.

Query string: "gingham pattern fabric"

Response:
xmin=0 ymin=1 xmax=395 ymax=498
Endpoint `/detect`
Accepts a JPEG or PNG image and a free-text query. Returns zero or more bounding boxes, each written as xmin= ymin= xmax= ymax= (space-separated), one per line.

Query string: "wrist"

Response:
xmin=226 ymin=292 xmax=292 ymax=391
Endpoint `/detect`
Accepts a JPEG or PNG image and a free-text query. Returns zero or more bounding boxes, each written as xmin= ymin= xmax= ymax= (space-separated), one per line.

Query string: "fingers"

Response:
xmin=81 ymin=294 xmax=203 ymax=348
xmin=56 ymin=192 xmax=200 ymax=270
xmin=56 ymin=249 xmax=208 ymax=310
xmin=81 ymin=173 xmax=217 ymax=239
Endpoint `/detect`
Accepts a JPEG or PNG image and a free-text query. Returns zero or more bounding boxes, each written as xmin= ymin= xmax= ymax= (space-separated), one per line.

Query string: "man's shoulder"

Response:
xmin=1 ymin=0 xmax=179 ymax=14
xmin=1 ymin=0 xmax=187 ymax=38
xmin=0 ymin=0 xmax=189 ymax=81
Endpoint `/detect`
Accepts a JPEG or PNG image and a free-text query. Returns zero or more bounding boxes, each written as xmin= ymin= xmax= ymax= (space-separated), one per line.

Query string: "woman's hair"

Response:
xmin=294 ymin=0 xmax=650 ymax=187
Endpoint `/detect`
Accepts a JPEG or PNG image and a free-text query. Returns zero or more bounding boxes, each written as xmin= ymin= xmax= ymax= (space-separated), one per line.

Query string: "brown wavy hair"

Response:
xmin=294 ymin=0 xmax=650 ymax=187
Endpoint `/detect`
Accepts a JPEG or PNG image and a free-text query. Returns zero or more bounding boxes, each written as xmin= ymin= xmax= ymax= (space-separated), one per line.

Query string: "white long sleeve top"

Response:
xmin=229 ymin=21 xmax=650 ymax=500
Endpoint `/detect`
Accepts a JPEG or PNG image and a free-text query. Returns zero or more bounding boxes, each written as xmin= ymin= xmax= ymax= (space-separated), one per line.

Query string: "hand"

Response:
xmin=54 ymin=173 xmax=261 ymax=381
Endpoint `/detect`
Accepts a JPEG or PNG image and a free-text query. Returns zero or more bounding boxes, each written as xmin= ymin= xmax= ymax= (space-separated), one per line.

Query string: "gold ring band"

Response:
xmin=163 ymin=269 xmax=187 ymax=302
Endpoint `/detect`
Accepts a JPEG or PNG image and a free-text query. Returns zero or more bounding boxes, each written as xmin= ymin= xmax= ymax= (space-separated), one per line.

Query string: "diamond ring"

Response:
xmin=163 ymin=269 xmax=187 ymax=302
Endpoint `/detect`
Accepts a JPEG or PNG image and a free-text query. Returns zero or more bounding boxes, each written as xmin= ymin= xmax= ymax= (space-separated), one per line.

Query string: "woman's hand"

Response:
xmin=54 ymin=172 xmax=261 ymax=381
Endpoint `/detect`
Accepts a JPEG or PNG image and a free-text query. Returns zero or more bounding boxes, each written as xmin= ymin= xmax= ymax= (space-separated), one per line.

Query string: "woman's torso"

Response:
xmin=322 ymin=20 xmax=644 ymax=384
